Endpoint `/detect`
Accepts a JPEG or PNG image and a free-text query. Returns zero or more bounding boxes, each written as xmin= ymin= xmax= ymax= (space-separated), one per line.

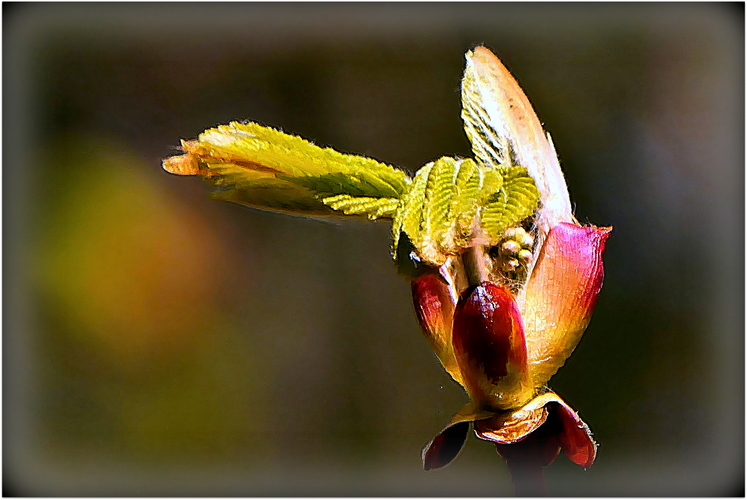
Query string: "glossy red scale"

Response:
xmin=452 ymin=282 xmax=531 ymax=409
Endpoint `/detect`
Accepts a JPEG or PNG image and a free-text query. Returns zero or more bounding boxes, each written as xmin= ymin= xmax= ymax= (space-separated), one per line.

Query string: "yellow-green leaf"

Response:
xmin=461 ymin=46 xmax=573 ymax=234
xmin=163 ymin=122 xmax=411 ymax=218
xmin=392 ymin=161 xmax=431 ymax=253
xmin=480 ymin=166 xmax=540 ymax=243
xmin=322 ymin=194 xmax=400 ymax=220
xmin=393 ymin=157 xmax=494 ymax=268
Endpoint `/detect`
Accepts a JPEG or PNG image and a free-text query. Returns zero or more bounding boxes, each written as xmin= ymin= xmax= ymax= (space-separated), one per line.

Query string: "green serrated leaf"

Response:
xmin=393 ymin=162 xmax=431 ymax=253
xmin=452 ymin=159 xmax=482 ymax=245
xmin=461 ymin=66 xmax=515 ymax=170
xmin=322 ymin=194 xmax=400 ymax=220
xmin=480 ymin=166 xmax=540 ymax=242
xmin=479 ymin=168 xmax=504 ymax=200
xmin=199 ymin=161 xmax=335 ymax=215
xmin=393 ymin=158 xmax=491 ymax=267
xmin=163 ymin=122 xmax=411 ymax=217
xmin=423 ymin=157 xmax=458 ymax=247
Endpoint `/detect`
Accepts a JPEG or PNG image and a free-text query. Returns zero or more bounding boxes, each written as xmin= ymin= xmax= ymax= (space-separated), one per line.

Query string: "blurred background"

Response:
xmin=4 ymin=3 xmax=743 ymax=496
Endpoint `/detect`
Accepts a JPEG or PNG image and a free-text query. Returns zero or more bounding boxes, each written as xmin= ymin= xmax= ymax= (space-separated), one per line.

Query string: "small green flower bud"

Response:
xmin=519 ymin=231 xmax=534 ymax=249
xmin=502 ymin=259 xmax=520 ymax=272
xmin=501 ymin=240 xmax=521 ymax=255
xmin=503 ymin=227 xmax=522 ymax=241
xmin=517 ymin=249 xmax=533 ymax=263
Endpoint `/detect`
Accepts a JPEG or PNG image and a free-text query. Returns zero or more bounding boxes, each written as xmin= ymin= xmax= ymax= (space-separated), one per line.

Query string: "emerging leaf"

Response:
xmin=163 ymin=121 xmax=411 ymax=218
xmin=321 ymin=194 xmax=400 ymax=220
xmin=391 ymin=157 xmax=539 ymax=269
xmin=462 ymin=47 xmax=573 ymax=236
xmin=480 ymin=166 xmax=540 ymax=244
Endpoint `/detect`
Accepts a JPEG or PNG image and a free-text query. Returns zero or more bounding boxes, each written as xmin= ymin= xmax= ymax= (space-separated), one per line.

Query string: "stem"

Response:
xmin=505 ymin=455 xmax=548 ymax=496
xmin=495 ymin=416 xmax=560 ymax=496
xmin=461 ymin=244 xmax=488 ymax=287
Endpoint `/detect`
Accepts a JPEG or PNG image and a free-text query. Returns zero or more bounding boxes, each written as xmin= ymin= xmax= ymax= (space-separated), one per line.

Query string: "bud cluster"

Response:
xmin=489 ymin=226 xmax=535 ymax=288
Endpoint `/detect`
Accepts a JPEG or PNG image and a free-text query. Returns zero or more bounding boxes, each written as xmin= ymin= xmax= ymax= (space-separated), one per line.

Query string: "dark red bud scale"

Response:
xmin=411 ymin=273 xmax=462 ymax=384
xmin=452 ymin=282 xmax=533 ymax=410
